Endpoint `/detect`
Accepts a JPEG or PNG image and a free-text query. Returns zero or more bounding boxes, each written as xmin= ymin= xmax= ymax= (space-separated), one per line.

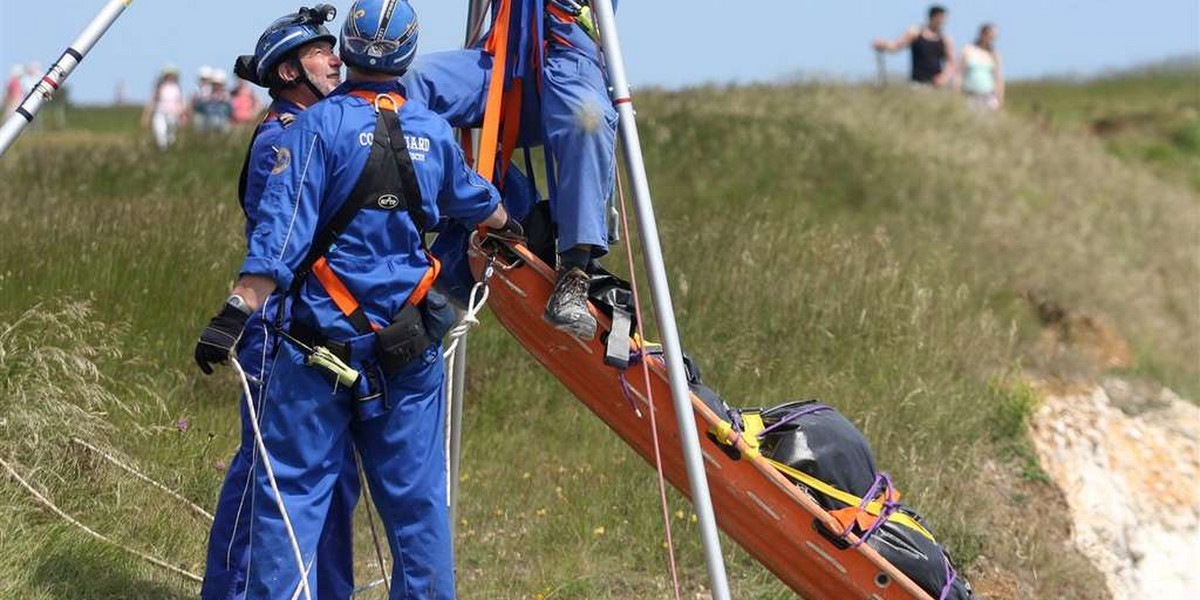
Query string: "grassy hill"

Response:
xmin=0 ymin=66 xmax=1196 ymax=600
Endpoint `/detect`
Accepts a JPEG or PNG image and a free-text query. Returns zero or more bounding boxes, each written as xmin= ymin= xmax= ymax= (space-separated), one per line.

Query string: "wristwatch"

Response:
xmin=225 ymin=293 xmax=253 ymax=316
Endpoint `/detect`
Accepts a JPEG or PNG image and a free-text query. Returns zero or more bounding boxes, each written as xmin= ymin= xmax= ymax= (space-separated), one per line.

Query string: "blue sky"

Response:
xmin=2 ymin=0 xmax=1197 ymax=104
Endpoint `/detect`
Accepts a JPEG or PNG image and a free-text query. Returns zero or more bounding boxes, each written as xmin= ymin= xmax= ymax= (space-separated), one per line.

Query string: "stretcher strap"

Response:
xmin=477 ymin=0 xmax=514 ymax=183
xmin=761 ymin=456 xmax=936 ymax=542
xmin=712 ymin=411 xmax=935 ymax=542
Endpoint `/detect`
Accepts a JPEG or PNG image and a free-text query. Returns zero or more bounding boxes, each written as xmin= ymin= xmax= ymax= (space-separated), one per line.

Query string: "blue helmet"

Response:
xmin=340 ymin=0 xmax=420 ymax=75
xmin=237 ymin=5 xmax=338 ymax=87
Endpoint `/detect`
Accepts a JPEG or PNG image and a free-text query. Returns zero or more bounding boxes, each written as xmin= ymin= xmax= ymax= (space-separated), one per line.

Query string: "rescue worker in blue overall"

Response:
xmin=402 ymin=0 xmax=619 ymax=341
xmin=198 ymin=7 xmax=361 ymax=600
xmin=193 ymin=1 xmax=517 ymax=597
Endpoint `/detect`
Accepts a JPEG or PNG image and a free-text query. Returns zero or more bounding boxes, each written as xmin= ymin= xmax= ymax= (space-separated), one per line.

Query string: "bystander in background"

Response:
xmin=229 ymin=76 xmax=262 ymax=125
xmin=4 ymin=65 xmax=23 ymax=115
xmin=873 ymin=5 xmax=956 ymax=88
xmin=141 ymin=66 xmax=186 ymax=149
xmin=959 ymin=23 xmax=1004 ymax=110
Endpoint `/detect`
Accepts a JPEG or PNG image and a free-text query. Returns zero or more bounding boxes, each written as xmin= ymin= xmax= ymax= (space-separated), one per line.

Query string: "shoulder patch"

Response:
xmin=279 ymin=113 xmax=296 ymax=127
xmin=271 ymin=147 xmax=292 ymax=175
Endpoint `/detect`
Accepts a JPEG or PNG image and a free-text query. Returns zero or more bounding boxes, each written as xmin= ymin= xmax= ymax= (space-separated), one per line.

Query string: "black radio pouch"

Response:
xmin=376 ymin=303 xmax=433 ymax=375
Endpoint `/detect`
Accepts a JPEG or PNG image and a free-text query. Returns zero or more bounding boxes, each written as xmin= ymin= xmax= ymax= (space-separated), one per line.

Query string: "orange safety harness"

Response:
xmin=289 ymin=90 xmax=441 ymax=335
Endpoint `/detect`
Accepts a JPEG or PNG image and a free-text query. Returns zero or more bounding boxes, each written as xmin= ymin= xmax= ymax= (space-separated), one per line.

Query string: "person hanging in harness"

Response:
xmin=402 ymin=0 xmax=619 ymax=341
xmin=873 ymin=4 xmax=956 ymax=88
xmin=198 ymin=7 xmax=361 ymax=600
xmin=192 ymin=1 xmax=518 ymax=597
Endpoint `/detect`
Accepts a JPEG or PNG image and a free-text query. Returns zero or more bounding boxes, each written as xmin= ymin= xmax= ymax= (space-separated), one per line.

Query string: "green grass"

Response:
xmin=1008 ymin=60 xmax=1200 ymax=190
xmin=2 ymin=66 xmax=1196 ymax=599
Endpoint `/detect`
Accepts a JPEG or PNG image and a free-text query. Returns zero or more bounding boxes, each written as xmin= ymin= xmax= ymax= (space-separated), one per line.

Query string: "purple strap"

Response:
xmin=938 ymin=552 xmax=959 ymax=600
xmin=843 ymin=472 xmax=900 ymax=549
xmin=756 ymin=403 xmax=832 ymax=439
xmin=617 ymin=371 xmax=644 ymax=418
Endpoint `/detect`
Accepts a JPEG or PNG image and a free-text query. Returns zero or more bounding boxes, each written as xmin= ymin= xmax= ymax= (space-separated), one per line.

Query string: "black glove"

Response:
xmin=485 ymin=215 xmax=525 ymax=245
xmin=194 ymin=302 xmax=251 ymax=375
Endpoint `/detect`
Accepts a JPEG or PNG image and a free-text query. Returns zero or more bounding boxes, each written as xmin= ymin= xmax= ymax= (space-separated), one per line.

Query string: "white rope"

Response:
xmin=352 ymin=577 xmax=388 ymax=597
xmin=354 ymin=448 xmax=391 ymax=595
xmin=70 ymin=437 xmax=215 ymax=522
xmin=0 ymin=456 xmax=203 ymax=584
xmin=443 ymin=277 xmax=491 ymax=359
xmin=230 ymin=356 xmax=313 ymax=600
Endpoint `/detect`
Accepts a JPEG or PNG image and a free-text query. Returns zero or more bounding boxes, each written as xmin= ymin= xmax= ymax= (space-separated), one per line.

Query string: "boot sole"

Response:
xmin=542 ymin=312 xmax=598 ymax=341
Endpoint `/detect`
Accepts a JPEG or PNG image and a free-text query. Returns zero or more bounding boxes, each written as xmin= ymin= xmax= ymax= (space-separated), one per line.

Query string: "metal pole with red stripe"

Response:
xmin=589 ymin=1 xmax=734 ymax=597
xmin=0 ymin=0 xmax=133 ymax=158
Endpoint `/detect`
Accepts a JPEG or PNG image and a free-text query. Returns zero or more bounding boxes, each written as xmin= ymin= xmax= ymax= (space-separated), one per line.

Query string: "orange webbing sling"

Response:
xmin=476 ymin=0 xmax=523 ymax=185
xmin=290 ymin=90 xmax=441 ymax=335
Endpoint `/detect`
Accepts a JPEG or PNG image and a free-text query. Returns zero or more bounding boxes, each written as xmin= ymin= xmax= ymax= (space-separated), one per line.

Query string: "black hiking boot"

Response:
xmin=543 ymin=266 xmax=597 ymax=341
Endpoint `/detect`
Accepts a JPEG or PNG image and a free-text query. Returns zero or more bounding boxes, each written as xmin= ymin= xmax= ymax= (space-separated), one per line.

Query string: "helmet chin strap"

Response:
xmin=280 ymin=57 xmax=328 ymax=104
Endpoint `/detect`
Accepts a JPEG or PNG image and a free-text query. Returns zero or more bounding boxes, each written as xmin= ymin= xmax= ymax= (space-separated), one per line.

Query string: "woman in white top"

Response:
xmin=141 ymin=66 xmax=187 ymax=149
xmin=958 ymin=23 xmax=1004 ymax=110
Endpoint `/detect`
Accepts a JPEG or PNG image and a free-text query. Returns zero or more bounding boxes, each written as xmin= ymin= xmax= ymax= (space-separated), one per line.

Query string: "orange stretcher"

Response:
xmin=468 ymin=236 xmax=934 ymax=600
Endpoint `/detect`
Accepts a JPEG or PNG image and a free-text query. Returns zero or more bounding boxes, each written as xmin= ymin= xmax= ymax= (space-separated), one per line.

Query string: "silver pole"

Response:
xmin=589 ymin=2 xmax=732 ymax=598
xmin=447 ymin=315 xmax=469 ymax=537
xmin=0 ymin=0 xmax=132 ymax=158
xmin=448 ymin=0 xmax=492 ymax=539
xmin=464 ymin=0 xmax=491 ymax=48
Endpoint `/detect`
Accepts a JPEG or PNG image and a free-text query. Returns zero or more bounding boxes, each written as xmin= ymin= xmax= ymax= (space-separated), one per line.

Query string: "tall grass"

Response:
xmin=1 ymin=70 xmax=1194 ymax=599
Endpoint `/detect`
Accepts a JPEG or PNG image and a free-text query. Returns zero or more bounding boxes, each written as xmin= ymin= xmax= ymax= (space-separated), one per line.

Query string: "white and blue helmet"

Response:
xmin=238 ymin=5 xmax=338 ymax=87
xmin=340 ymin=0 xmax=420 ymax=75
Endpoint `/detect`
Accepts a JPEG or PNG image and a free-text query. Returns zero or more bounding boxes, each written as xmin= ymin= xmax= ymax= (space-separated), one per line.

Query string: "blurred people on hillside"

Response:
xmin=958 ymin=23 xmax=1004 ymax=110
xmin=205 ymin=69 xmax=233 ymax=130
xmin=873 ymin=5 xmax=956 ymax=88
xmin=229 ymin=77 xmax=263 ymax=125
xmin=191 ymin=66 xmax=241 ymax=131
xmin=141 ymin=66 xmax=186 ymax=149
xmin=192 ymin=66 xmax=217 ymax=131
xmin=4 ymin=65 xmax=23 ymax=114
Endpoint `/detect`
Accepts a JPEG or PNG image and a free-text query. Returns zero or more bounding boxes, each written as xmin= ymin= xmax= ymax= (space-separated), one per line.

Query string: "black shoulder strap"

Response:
xmin=236 ymin=128 xmax=261 ymax=218
xmin=287 ymin=104 xmax=429 ymax=295
xmin=379 ymin=108 xmax=430 ymax=232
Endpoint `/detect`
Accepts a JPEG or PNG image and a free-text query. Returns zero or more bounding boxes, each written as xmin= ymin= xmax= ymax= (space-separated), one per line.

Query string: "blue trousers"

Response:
xmin=405 ymin=46 xmax=617 ymax=255
xmin=244 ymin=334 xmax=453 ymax=600
xmin=201 ymin=318 xmax=361 ymax=600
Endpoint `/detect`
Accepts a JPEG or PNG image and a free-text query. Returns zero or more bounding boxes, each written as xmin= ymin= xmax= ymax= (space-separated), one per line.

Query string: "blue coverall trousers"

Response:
xmin=201 ymin=316 xmax=361 ymax=600
xmin=244 ymin=336 xmax=453 ymax=600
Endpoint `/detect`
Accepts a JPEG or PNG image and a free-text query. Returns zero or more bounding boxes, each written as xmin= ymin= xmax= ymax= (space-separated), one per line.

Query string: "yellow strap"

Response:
xmin=763 ymin=457 xmax=936 ymax=542
xmin=709 ymin=417 xmax=936 ymax=542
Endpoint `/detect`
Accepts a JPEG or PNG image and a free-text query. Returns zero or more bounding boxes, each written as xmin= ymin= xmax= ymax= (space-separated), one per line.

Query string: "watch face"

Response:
xmin=227 ymin=294 xmax=252 ymax=315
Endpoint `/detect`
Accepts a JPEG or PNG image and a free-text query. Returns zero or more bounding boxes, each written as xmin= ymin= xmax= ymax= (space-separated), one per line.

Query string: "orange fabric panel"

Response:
xmin=477 ymin=0 xmax=513 ymax=183
xmin=498 ymin=79 xmax=524 ymax=183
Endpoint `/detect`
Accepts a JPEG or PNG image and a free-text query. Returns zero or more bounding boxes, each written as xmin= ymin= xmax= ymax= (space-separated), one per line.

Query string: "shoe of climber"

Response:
xmin=543 ymin=265 xmax=597 ymax=340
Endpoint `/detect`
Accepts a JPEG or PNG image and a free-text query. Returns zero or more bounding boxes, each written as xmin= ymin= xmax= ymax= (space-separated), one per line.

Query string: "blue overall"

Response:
xmin=239 ymin=80 xmax=499 ymax=600
xmin=403 ymin=1 xmax=618 ymax=302
xmin=201 ymin=99 xmax=361 ymax=600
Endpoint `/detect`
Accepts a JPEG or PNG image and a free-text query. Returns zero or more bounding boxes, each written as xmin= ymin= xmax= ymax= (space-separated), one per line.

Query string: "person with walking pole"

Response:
xmin=192 ymin=1 xmax=517 ymax=597
xmin=873 ymin=4 xmax=956 ymax=88
xmin=198 ymin=7 xmax=362 ymax=600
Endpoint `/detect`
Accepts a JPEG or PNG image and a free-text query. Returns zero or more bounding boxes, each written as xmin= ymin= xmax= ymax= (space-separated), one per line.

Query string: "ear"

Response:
xmin=276 ymin=60 xmax=300 ymax=84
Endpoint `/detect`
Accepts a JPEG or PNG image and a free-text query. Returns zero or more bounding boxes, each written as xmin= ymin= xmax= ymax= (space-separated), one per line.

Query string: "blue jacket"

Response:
xmin=240 ymin=99 xmax=305 ymax=245
xmin=241 ymin=80 xmax=500 ymax=340
xmin=236 ymin=99 xmax=305 ymax=378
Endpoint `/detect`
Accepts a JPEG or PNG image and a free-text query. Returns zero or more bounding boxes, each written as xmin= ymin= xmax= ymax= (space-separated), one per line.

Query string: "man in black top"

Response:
xmin=873 ymin=5 xmax=956 ymax=87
